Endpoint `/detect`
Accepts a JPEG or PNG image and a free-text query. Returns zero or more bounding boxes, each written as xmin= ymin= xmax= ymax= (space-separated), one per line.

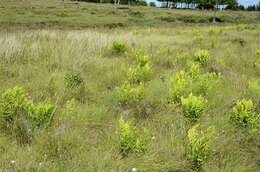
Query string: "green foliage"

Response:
xmin=64 ymin=72 xmax=84 ymax=89
xmin=181 ymin=93 xmax=207 ymax=122
xmin=169 ymin=71 xmax=190 ymax=103
xmin=254 ymin=50 xmax=260 ymax=69
xmin=64 ymin=72 xmax=86 ymax=102
xmin=0 ymin=87 xmax=55 ymax=143
xmin=187 ymin=125 xmax=215 ymax=169
xmin=196 ymin=72 xmax=220 ymax=96
xmin=127 ymin=63 xmax=152 ymax=84
xmin=111 ymin=40 xmax=128 ymax=55
xmin=192 ymin=31 xmax=203 ymax=45
xmin=230 ymin=99 xmax=259 ymax=128
xmin=119 ymin=118 xmax=148 ymax=157
xmin=116 ymin=82 xmax=146 ymax=106
xmin=194 ymin=49 xmax=210 ymax=66
xmin=187 ymin=63 xmax=200 ymax=80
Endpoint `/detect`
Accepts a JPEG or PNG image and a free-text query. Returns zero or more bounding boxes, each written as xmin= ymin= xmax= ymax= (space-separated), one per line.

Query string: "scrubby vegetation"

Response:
xmin=0 ymin=1 xmax=260 ymax=171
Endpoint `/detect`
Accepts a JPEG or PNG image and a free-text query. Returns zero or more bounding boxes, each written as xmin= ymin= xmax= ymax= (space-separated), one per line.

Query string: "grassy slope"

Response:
xmin=1 ymin=0 xmax=260 ymax=29
xmin=0 ymin=1 xmax=260 ymax=172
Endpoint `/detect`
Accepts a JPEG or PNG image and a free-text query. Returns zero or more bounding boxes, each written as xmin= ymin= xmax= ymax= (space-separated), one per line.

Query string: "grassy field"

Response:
xmin=1 ymin=0 xmax=260 ymax=30
xmin=0 ymin=1 xmax=260 ymax=172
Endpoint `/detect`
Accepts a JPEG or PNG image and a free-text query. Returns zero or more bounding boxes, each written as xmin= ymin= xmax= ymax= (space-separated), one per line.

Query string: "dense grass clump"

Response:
xmin=194 ymin=49 xmax=210 ymax=66
xmin=111 ymin=40 xmax=128 ymax=55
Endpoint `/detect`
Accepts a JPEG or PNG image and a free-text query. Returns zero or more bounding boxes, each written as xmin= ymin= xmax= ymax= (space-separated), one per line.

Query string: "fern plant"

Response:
xmin=127 ymin=63 xmax=152 ymax=84
xmin=194 ymin=49 xmax=210 ymax=66
xmin=169 ymin=71 xmax=190 ymax=103
xmin=187 ymin=125 xmax=215 ymax=169
xmin=230 ymin=99 xmax=258 ymax=128
xmin=181 ymin=93 xmax=207 ymax=122
xmin=119 ymin=118 xmax=148 ymax=157
xmin=116 ymin=82 xmax=146 ymax=106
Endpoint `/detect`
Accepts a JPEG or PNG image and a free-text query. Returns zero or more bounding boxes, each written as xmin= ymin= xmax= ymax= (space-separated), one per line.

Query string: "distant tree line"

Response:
xmin=74 ymin=0 xmax=147 ymax=6
xmin=73 ymin=0 xmax=260 ymax=11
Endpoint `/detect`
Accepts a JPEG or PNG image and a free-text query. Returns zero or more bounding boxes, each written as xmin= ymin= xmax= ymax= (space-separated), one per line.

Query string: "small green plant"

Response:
xmin=254 ymin=50 xmax=260 ymax=69
xmin=196 ymin=72 xmax=219 ymax=96
xmin=64 ymin=72 xmax=86 ymax=102
xmin=187 ymin=125 xmax=215 ymax=169
xmin=0 ymin=87 xmax=55 ymax=143
xmin=169 ymin=71 xmax=190 ymax=103
xmin=181 ymin=93 xmax=207 ymax=122
xmin=127 ymin=63 xmax=152 ymax=84
xmin=230 ymin=99 xmax=258 ymax=128
xmin=119 ymin=118 xmax=148 ymax=157
xmin=187 ymin=63 xmax=200 ymax=80
xmin=192 ymin=31 xmax=203 ymax=45
xmin=117 ymin=82 xmax=146 ymax=106
xmin=248 ymin=79 xmax=260 ymax=98
xmin=111 ymin=40 xmax=128 ymax=55
xmin=64 ymin=72 xmax=84 ymax=89
xmin=194 ymin=49 xmax=210 ymax=66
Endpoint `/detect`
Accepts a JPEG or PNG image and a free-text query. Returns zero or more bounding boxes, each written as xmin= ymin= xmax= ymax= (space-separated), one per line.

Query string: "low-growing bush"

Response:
xmin=181 ymin=93 xmax=207 ymax=122
xmin=119 ymin=118 xmax=149 ymax=157
xmin=194 ymin=49 xmax=210 ymax=66
xmin=187 ymin=63 xmax=200 ymax=80
xmin=0 ymin=87 xmax=55 ymax=144
xmin=64 ymin=72 xmax=86 ymax=102
xmin=196 ymin=72 xmax=220 ymax=96
xmin=254 ymin=50 xmax=260 ymax=69
xmin=116 ymin=82 xmax=146 ymax=106
xmin=127 ymin=63 xmax=152 ymax=84
xmin=64 ymin=72 xmax=84 ymax=89
xmin=111 ymin=40 xmax=128 ymax=55
xmin=230 ymin=99 xmax=258 ymax=128
xmin=187 ymin=124 xmax=215 ymax=169
xmin=168 ymin=71 xmax=190 ymax=103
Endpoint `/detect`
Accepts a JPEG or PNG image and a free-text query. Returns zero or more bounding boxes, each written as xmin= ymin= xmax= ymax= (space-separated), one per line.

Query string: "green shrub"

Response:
xmin=0 ymin=87 xmax=55 ymax=143
xmin=230 ymin=99 xmax=258 ymax=128
xmin=117 ymin=82 xmax=146 ymax=106
xmin=111 ymin=40 xmax=128 ymax=55
xmin=254 ymin=50 xmax=260 ymax=69
xmin=30 ymin=103 xmax=55 ymax=128
xmin=64 ymin=72 xmax=86 ymax=102
xmin=119 ymin=118 xmax=148 ymax=157
xmin=194 ymin=49 xmax=210 ymax=66
xmin=248 ymin=79 xmax=260 ymax=98
xmin=187 ymin=124 xmax=215 ymax=169
xmin=168 ymin=71 xmax=190 ymax=103
xmin=196 ymin=72 xmax=219 ymax=96
xmin=181 ymin=93 xmax=207 ymax=122
xmin=64 ymin=72 xmax=84 ymax=89
xmin=187 ymin=63 xmax=200 ymax=80
xmin=127 ymin=63 xmax=152 ymax=84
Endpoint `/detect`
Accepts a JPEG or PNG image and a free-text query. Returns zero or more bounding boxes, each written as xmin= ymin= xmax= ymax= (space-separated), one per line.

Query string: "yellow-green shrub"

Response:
xmin=187 ymin=125 xmax=215 ymax=169
xmin=168 ymin=71 xmax=190 ymax=103
xmin=194 ymin=49 xmax=210 ymax=66
xmin=119 ymin=118 xmax=149 ymax=157
xmin=127 ymin=63 xmax=152 ymax=84
xmin=181 ymin=93 xmax=207 ymax=122
xmin=111 ymin=40 xmax=128 ymax=55
xmin=116 ymin=82 xmax=146 ymax=106
xmin=230 ymin=99 xmax=259 ymax=128
xmin=0 ymin=87 xmax=55 ymax=143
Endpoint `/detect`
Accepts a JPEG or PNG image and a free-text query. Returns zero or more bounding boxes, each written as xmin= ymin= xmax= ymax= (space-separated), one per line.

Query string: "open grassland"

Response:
xmin=0 ymin=23 xmax=260 ymax=171
xmin=1 ymin=0 xmax=260 ymax=30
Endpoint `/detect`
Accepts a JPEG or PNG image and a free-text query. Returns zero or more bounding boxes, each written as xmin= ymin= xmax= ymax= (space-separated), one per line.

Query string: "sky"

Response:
xmin=146 ymin=0 xmax=260 ymax=7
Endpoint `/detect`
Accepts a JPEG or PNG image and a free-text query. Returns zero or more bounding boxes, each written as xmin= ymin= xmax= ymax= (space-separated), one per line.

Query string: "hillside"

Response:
xmin=0 ymin=1 xmax=260 ymax=172
xmin=1 ymin=0 xmax=260 ymax=29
